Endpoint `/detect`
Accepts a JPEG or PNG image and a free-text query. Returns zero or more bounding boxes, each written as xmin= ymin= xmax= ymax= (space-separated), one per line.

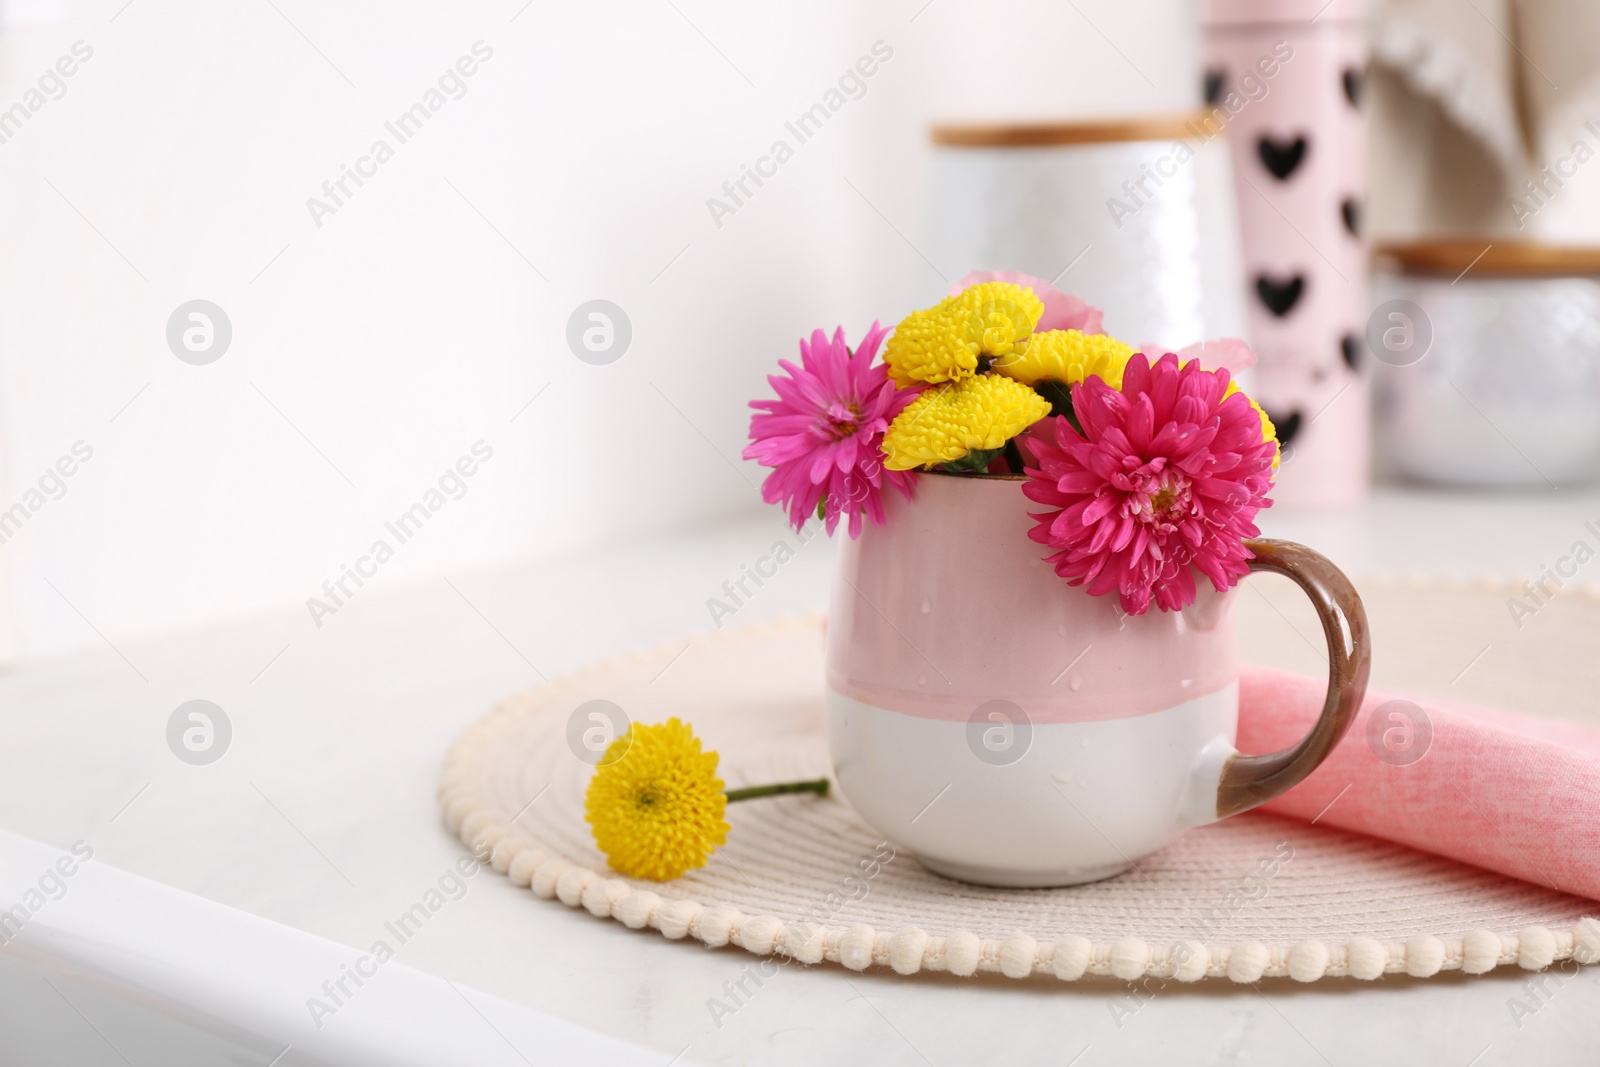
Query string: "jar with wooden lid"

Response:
xmin=927 ymin=113 xmax=1248 ymax=353
xmin=1370 ymin=241 xmax=1600 ymax=488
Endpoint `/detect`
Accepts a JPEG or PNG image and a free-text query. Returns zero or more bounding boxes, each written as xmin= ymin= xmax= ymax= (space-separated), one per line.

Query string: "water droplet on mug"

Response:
xmin=1051 ymin=768 xmax=1073 ymax=784
xmin=919 ymin=599 xmax=931 ymax=615
xmin=1079 ymin=735 xmax=1090 ymax=748
xmin=1068 ymin=675 xmax=1083 ymax=692
xmin=917 ymin=674 xmax=927 ymax=687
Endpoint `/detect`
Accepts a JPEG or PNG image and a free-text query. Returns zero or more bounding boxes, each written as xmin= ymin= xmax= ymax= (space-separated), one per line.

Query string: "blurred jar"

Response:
xmin=927 ymin=114 xmax=1249 ymax=352
xmin=1371 ymin=242 xmax=1600 ymax=488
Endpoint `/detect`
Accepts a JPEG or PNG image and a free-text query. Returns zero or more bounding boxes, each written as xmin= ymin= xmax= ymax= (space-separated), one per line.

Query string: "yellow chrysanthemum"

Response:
xmin=991 ymin=328 xmax=1135 ymax=389
xmin=881 ymin=373 xmax=1052 ymax=471
xmin=884 ymin=282 xmax=1045 ymax=387
xmin=1225 ymin=380 xmax=1281 ymax=468
xmin=584 ymin=718 xmax=729 ymax=881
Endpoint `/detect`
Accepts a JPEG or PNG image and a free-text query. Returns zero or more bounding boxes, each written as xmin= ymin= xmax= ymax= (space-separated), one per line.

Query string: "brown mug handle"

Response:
xmin=1215 ymin=538 xmax=1371 ymax=819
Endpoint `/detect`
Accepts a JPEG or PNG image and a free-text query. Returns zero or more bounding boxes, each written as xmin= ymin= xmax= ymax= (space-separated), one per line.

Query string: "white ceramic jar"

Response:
xmin=928 ymin=115 xmax=1249 ymax=353
xmin=1370 ymin=242 xmax=1600 ymax=488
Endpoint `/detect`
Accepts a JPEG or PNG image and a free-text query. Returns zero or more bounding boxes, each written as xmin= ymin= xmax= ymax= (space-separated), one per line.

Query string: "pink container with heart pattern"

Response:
xmin=1203 ymin=0 xmax=1369 ymax=509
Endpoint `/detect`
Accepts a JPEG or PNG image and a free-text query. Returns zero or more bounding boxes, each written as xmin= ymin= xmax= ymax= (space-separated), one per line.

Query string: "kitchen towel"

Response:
xmin=1245 ymin=662 xmax=1600 ymax=901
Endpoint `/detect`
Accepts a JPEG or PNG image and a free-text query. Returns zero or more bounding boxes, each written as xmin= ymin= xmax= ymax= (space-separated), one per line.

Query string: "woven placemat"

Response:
xmin=438 ymin=576 xmax=1600 ymax=983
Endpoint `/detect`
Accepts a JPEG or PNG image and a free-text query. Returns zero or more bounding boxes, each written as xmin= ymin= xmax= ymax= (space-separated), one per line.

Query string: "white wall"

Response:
xmin=0 ymin=0 xmax=1200 ymax=661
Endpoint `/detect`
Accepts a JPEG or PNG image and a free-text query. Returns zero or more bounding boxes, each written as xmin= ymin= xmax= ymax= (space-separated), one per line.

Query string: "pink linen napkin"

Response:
xmin=1240 ymin=664 xmax=1600 ymax=902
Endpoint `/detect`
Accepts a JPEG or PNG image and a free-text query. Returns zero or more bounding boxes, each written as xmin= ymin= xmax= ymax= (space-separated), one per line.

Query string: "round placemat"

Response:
xmin=438 ymin=576 xmax=1600 ymax=984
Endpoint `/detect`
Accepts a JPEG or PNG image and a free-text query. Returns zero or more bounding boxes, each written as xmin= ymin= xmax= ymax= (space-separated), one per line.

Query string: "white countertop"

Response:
xmin=4 ymin=486 xmax=1600 ymax=1067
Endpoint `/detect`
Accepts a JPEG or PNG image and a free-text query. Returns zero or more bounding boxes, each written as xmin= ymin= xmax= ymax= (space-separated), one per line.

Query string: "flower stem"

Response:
xmin=725 ymin=778 xmax=831 ymax=803
xmin=1002 ymin=438 xmax=1026 ymax=474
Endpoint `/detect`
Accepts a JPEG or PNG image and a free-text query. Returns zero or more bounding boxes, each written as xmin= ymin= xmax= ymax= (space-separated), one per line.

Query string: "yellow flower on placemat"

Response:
xmin=584 ymin=718 xmax=832 ymax=881
xmin=991 ymin=328 xmax=1135 ymax=389
xmin=585 ymin=718 xmax=730 ymax=881
xmin=884 ymin=282 xmax=1045 ymax=387
xmin=881 ymin=374 xmax=1052 ymax=471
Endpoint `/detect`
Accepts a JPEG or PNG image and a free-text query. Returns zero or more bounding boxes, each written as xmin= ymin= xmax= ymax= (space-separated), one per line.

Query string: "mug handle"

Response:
xmin=1214 ymin=538 xmax=1371 ymax=819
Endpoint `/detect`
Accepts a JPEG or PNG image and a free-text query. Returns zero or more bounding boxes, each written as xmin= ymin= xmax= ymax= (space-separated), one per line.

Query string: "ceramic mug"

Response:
xmin=825 ymin=473 xmax=1369 ymax=887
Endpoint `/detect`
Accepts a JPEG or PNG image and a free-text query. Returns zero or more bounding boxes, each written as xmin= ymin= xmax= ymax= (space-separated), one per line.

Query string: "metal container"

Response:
xmin=1371 ymin=242 xmax=1600 ymax=488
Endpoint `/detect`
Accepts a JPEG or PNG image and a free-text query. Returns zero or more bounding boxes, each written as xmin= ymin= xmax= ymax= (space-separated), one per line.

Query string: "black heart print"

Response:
xmin=1203 ymin=68 xmax=1225 ymax=106
xmin=1343 ymin=67 xmax=1363 ymax=108
xmin=1255 ymin=273 xmax=1305 ymax=317
xmin=1341 ymin=197 xmax=1360 ymax=238
xmin=1266 ymin=409 xmax=1303 ymax=450
xmin=1341 ymin=334 xmax=1360 ymax=371
xmin=1258 ymin=136 xmax=1308 ymax=180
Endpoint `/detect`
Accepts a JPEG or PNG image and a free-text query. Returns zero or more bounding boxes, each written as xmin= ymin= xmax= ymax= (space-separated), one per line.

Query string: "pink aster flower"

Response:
xmin=950 ymin=270 xmax=1105 ymax=335
xmin=743 ymin=323 xmax=918 ymax=537
xmin=1022 ymin=352 xmax=1276 ymax=615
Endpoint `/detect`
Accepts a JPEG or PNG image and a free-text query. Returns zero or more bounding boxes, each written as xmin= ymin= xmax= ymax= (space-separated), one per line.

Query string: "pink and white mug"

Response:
xmin=826 ymin=472 xmax=1369 ymax=887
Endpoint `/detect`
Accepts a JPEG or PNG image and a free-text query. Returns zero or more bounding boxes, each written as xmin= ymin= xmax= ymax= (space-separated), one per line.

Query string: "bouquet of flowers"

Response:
xmin=743 ymin=271 xmax=1281 ymax=616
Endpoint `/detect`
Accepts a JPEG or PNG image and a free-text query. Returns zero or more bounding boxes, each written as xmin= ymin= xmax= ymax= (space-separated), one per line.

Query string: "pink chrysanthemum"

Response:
xmin=1022 ymin=353 xmax=1276 ymax=615
xmin=743 ymin=323 xmax=918 ymax=537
